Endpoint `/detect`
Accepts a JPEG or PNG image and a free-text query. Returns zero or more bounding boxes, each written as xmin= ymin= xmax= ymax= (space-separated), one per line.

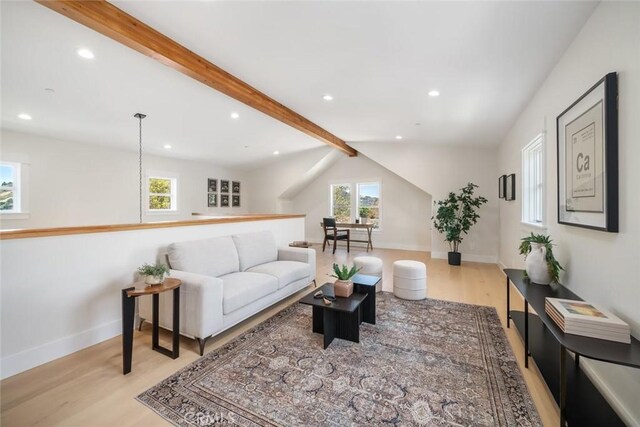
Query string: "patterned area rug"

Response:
xmin=138 ymin=293 xmax=541 ymax=426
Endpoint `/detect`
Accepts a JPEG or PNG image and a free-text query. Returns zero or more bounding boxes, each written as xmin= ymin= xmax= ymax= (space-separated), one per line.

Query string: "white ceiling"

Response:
xmin=2 ymin=1 xmax=598 ymax=168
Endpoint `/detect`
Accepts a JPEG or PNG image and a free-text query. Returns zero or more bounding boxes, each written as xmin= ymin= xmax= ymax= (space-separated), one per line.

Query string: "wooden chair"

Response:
xmin=322 ymin=218 xmax=350 ymax=254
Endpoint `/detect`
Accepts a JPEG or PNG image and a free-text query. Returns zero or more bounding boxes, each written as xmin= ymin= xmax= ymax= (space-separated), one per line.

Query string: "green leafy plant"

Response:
xmin=137 ymin=263 xmax=169 ymax=279
xmin=330 ymin=263 xmax=360 ymax=281
xmin=432 ymin=182 xmax=488 ymax=253
xmin=519 ymin=233 xmax=564 ymax=282
xmin=359 ymin=207 xmax=371 ymax=218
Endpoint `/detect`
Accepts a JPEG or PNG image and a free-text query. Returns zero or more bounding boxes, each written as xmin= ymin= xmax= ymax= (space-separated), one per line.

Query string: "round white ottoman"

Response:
xmin=393 ymin=260 xmax=427 ymax=300
xmin=353 ymin=256 xmax=383 ymax=292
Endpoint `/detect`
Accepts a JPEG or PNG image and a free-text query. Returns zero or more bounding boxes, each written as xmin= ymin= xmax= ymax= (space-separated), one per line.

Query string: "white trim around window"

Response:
xmin=145 ymin=171 xmax=179 ymax=214
xmin=521 ymin=133 xmax=546 ymax=228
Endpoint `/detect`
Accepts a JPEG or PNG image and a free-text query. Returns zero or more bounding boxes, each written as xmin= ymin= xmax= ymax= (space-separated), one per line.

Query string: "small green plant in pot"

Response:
xmin=359 ymin=207 xmax=371 ymax=224
xmin=432 ymin=182 xmax=488 ymax=266
xmin=330 ymin=263 xmax=360 ymax=298
xmin=137 ymin=263 xmax=170 ymax=285
xmin=519 ymin=233 xmax=564 ymax=285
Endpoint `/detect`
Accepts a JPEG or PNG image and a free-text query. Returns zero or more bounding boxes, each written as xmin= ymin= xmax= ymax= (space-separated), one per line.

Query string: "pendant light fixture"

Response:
xmin=134 ymin=113 xmax=147 ymax=223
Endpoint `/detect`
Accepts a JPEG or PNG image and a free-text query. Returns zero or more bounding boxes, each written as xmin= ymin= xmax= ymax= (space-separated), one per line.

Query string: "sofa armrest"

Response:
xmin=170 ymin=270 xmax=224 ymax=338
xmin=278 ymin=247 xmax=316 ymax=282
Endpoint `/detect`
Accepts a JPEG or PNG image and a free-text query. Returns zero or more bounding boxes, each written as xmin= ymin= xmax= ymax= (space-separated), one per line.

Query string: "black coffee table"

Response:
xmin=299 ymin=283 xmax=367 ymax=349
xmin=352 ymin=274 xmax=380 ymax=325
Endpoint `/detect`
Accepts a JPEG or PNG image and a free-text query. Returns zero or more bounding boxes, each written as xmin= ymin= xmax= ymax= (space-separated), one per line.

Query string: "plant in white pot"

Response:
xmin=432 ymin=182 xmax=488 ymax=266
xmin=137 ymin=263 xmax=169 ymax=285
xmin=330 ymin=263 xmax=360 ymax=298
xmin=519 ymin=233 xmax=564 ymax=285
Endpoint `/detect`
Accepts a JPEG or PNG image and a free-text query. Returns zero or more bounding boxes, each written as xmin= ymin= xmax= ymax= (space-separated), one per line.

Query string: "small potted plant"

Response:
xmin=137 ymin=263 xmax=170 ymax=285
xmin=519 ymin=233 xmax=564 ymax=285
xmin=330 ymin=263 xmax=360 ymax=297
xmin=359 ymin=207 xmax=371 ymax=224
xmin=432 ymin=182 xmax=488 ymax=266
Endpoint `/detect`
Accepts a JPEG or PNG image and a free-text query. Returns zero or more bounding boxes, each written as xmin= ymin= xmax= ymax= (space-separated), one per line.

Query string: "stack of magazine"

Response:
xmin=545 ymin=298 xmax=630 ymax=344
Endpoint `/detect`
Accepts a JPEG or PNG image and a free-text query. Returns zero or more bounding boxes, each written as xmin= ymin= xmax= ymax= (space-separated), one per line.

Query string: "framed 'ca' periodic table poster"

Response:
xmin=557 ymin=72 xmax=618 ymax=232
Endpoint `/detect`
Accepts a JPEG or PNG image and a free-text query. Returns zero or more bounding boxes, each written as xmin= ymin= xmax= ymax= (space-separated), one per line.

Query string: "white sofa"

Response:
xmin=139 ymin=231 xmax=316 ymax=355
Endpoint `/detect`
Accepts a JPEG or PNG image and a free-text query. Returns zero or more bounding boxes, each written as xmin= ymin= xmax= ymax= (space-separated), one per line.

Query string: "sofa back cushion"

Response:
xmin=232 ymin=231 xmax=278 ymax=271
xmin=167 ymin=236 xmax=239 ymax=277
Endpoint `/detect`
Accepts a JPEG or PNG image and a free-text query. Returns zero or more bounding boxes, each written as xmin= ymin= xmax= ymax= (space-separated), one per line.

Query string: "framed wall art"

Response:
xmin=557 ymin=72 xmax=618 ymax=232
xmin=505 ymin=173 xmax=516 ymax=201
xmin=207 ymin=178 xmax=217 ymax=193
xmin=232 ymin=195 xmax=240 ymax=207
xmin=221 ymin=194 xmax=230 ymax=207
xmin=232 ymin=181 xmax=240 ymax=194
xmin=498 ymin=175 xmax=506 ymax=199
xmin=220 ymin=180 xmax=229 ymax=193
xmin=207 ymin=193 xmax=217 ymax=208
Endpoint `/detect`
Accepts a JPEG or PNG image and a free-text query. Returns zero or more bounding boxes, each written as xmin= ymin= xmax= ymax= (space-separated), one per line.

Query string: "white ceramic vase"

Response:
xmin=145 ymin=275 xmax=164 ymax=285
xmin=525 ymin=242 xmax=552 ymax=285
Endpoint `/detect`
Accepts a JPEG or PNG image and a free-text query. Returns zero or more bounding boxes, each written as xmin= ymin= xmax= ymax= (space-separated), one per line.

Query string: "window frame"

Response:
xmin=0 ymin=161 xmax=22 ymax=215
xmin=356 ymin=181 xmax=382 ymax=230
xmin=328 ymin=182 xmax=352 ymax=223
xmin=146 ymin=172 xmax=178 ymax=214
xmin=521 ymin=133 xmax=546 ymax=228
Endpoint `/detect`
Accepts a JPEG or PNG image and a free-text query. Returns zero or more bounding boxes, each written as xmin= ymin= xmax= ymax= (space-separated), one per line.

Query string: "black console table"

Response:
xmin=504 ymin=269 xmax=640 ymax=426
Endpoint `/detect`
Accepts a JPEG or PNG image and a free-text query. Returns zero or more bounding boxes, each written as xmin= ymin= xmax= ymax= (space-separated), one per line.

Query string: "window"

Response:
xmin=330 ymin=183 xmax=351 ymax=223
xmin=147 ymin=175 xmax=177 ymax=212
xmin=522 ymin=134 xmax=544 ymax=226
xmin=0 ymin=162 xmax=21 ymax=213
xmin=357 ymin=182 xmax=381 ymax=228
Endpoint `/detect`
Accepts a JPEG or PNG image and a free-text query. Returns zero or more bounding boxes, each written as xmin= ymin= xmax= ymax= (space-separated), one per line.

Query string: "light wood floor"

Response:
xmin=1 ymin=246 xmax=558 ymax=426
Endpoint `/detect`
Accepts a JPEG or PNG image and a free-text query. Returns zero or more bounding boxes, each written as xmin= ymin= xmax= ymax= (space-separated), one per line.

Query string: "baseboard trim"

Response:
xmin=431 ymin=251 xmax=498 ymax=264
xmin=1 ymin=319 xmax=122 ymax=379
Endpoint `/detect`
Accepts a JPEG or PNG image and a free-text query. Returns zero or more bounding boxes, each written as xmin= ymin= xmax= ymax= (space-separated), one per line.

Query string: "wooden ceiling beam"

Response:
xmin=35 ymin=0 xmax=357 ymax=157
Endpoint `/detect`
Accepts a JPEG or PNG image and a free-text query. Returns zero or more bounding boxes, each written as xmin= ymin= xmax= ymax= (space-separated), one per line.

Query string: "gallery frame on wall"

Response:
xmin=505 ymin=174 xmax=516 ymax=201
xmin=557 ymin=72 xmax=618 ymax=232
xmin=498 ymin=175 xmax=506 ymax=199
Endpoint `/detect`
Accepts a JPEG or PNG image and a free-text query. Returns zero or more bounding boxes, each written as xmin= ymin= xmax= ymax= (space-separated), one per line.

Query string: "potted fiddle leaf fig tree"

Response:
xmin=432 ymin=182 xmax=488 ymax=266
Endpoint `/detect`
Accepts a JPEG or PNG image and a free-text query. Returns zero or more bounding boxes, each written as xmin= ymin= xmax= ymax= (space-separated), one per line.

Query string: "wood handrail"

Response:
xmin=0 ymin=214 xmax=305 ymax=240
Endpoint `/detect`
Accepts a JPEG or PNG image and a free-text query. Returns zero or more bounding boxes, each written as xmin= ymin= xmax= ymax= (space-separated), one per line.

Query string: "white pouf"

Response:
xmin=353 ymin=256 xmax=383 ymax=292
xmin=393 ymin=260 xmax=427 ymax=300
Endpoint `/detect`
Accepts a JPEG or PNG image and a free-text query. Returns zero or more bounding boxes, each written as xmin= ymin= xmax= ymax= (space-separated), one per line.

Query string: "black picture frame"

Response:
xmin=232 ymin=195 xmax=240 ymax=207
xmin=207 ymin=178 xmax=217 ymax=193
xmin=221 ymin=194 xmax=230 ymax=207
xmin=220 ymin=180 xmax=229 ymax=193
xmin=557 ymin=72 xmax=618 ymax=232
xmin=505 ymin=174 xmax=516 ymax=201
xmin=498 ymin=175 xmax=506 ymax=199
xmin=207 ymin=193 xmax=217 ymax=208
xmin=232 ymin=181 xmax=240 ymax=194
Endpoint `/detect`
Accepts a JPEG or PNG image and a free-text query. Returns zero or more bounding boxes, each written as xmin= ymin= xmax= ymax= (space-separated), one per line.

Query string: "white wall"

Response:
xmin=0 ymin=130 xmax=249 ymax=230
xmin=0 ymin=217 xmax=305 ymax=379
xmin=497 ymin=3 xmax=640 ymax=424
xmin=353 ymin=142 xmax=499 ymax=263
xmin=292 ymin=154 xmax=431 ymax=251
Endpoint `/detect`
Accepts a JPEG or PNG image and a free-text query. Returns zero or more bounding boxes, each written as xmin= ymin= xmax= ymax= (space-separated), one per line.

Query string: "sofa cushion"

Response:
xmin=220 ymin=272 xmax=278 ymax=314
xmin=167 ymin=236 xmax=239 ymax=277
xmin=232 ymin=231 xmax=278 ymax=271
xmin=247 ymin=261 xmax=310 ymax=289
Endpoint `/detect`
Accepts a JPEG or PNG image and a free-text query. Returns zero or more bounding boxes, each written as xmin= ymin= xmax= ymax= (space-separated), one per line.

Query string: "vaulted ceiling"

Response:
xmin=2 ymin=1 xmax=598 ymax=168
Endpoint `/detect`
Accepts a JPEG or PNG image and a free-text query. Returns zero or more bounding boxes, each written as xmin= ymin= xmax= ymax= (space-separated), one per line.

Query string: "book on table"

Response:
xmin=545 ymin=298 xmax=630 ymax=344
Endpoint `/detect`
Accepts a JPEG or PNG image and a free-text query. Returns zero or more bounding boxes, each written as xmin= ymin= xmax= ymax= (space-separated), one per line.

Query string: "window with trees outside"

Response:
xmin=0 ymin=162 xmax=20 ymax=213
xmin=357 ymin=182 xmax=381 ymax=228
xmin=148 ymin=176 xmax=177 ymax=211
xmin=330 ymin=184 xmax=351 ymax=223
xmin=522 ymin=134 xmax=544 ymax=226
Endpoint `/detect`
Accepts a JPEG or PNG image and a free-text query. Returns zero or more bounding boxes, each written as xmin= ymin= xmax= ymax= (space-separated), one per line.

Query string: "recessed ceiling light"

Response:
xmin=163 ymin=144 xmax=172 ymax=149
xmin=273 ymin=151 xmax=280 ymax=155
xmin=322 ymin=94 xmax=333 ymax=101
xmin=18 ymin=113 xmax=32 ymax=120
xmin=230 ymin=112 xmax=240 ymax=119
xmin=428 ymin=90 xmax=440 ymax=97
xmin=77 ymin=48 xmax=95 ymax=59
xmin=395 ymin=135 xmax=403 ymax=140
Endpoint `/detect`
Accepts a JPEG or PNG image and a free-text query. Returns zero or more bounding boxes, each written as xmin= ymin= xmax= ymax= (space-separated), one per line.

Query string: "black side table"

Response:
xmin=353 ymin=274 xmax=380 ymax=325
xmin=121 ymin=278 xmax=181 ymax=375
